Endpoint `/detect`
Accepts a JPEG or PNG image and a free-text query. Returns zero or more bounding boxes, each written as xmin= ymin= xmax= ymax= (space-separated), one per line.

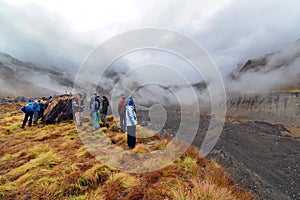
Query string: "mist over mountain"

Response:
xmin=228 ymin=39 xmax=300 ymax=92
xmin=0 ymin=52 xmax=74 ymax=97
xmin=1 ymin=36 xmax=300 ymax=103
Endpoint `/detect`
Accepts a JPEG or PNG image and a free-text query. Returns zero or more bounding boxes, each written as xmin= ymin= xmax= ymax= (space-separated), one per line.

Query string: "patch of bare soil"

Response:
xmin=138 ymin=109 xmax=300 ymax=200
xmin=207 ymin=120 xmax=300 ymax=200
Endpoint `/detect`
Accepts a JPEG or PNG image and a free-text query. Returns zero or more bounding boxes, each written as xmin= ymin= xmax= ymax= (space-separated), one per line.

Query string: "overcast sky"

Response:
xmin=1 ymin=0 xmax=300 ymax=77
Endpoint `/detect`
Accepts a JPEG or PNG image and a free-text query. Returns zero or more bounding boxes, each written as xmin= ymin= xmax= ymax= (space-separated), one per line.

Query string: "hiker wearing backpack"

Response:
xmin=130 ymin=96 xmax=136 ymax=113
xmin=32 ymin=100 xmax=41 ymax=125
xmin=90 ymin=94 xmax=100 ymax=130
xmin=21 ymin=99 xmax=34 ymax=128
xmin=100 ymin=96 xmax=109 ymax=125
xmin=118 ymin=96 xmax=126 ymax=132
xmin=126 ymin=98 xmax=137 ymax=149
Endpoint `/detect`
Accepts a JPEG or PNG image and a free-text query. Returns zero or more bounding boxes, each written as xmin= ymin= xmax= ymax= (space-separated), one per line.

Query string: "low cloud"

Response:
xmin=1 ymin=0 xmax=300 ymax=100
xmin=227 ymin=41 xmax=300 ymax=92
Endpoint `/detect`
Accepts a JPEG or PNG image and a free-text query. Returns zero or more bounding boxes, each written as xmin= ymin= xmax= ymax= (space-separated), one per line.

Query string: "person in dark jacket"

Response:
xmin=21 ymin=100 xmax=34 ymax=128
xmin=126 ymin=98 xmax=137 ymax=149
xmin=32 ymin=100 xmax=41 ymax=125
xmin=100 ymin=96 xmax=109 ymax=124
xmin=118 ymin=96 xmax=126 ymax=132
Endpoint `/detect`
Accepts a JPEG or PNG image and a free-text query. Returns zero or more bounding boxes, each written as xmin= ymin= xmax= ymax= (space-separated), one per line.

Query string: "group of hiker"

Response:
xmin=20 ymin=97 xmax=51 ymax=128
xmin=88 ymin=94 xmax=110 ymax=130
xmin=86 ymin=94 xmax=137 ymax=149
xmin=21 ymin=94 xmax=138 ymax=149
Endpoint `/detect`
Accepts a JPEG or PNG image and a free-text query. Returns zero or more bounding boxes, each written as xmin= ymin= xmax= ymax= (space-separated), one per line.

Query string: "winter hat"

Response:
xmin=126 ymin=98 xmax=133 ymax=106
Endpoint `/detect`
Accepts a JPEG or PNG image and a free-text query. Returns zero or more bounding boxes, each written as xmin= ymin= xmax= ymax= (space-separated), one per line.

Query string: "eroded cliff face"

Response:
xmin=226 ymin=92 xmax=300 ymax=126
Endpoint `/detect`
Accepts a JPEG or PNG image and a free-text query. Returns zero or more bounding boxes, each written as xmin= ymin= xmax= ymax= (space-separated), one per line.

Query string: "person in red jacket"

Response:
xmin=118 ymin=96 xmax=126 ymax=132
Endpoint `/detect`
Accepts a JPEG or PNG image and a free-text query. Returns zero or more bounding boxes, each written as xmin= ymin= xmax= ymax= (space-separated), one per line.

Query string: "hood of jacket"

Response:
xmin=126 ymin=98 xmax=133 ymax=106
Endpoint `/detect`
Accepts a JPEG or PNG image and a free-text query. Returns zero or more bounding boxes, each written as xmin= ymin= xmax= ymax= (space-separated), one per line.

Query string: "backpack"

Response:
xmin=90 ymin=97 xmax=100 ymax=111
xmin=95 ymin=99 xmax=100 ymax=110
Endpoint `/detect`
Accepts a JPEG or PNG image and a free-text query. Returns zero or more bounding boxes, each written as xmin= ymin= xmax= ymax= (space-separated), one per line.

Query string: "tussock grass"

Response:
xmin=111 ymin=133 xmax=127 ymax=145
xmin=0 ymin=185 xmax=13 ymax=199
xmin=83 ymin=164 xmax=110 ymax=184
xmin=152 ymin=138 xmax=170 ymax=150
xmin=171 ymin=179 xmax=238 ymax=200
xmin=132 ymin=144 xmax=151 ymax=153
xmin=182 ymin=156 xmax=197 ymax=170
xmin=6 ymin=151 xmax=61 ymax=181
xmin=136 ymin=125 xmax=161 ymax=144
xmin=107 ymin=172 xmax=138 ymax=189
xmin=86 ymin=187 xmax=106 ymax=200
xmin=0 ymin=103 xmax=256 ymax=200
xmin=106 ymin=115 xmax=114 ymax=122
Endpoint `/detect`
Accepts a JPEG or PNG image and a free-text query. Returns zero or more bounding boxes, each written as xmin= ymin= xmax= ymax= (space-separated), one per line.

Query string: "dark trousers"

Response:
xmin=120 ymin=114 xmax=126 ymax=131
xmin=22 ymin=112 xmax=34 ymax=127
xmin=127 ymin=126 xmax=136 ymax=148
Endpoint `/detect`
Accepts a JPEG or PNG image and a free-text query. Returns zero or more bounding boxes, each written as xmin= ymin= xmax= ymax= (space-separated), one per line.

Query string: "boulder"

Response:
xmin=42 ymin=95 xmax=73 ymax=124
xmin=2 ymin=97 xmax=14 ymax=103
xmin=14 ymin=96 xmax=27 ymax=103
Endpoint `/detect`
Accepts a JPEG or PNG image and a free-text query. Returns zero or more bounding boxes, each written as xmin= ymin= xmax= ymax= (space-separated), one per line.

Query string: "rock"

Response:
xmin=2 ymin=97 xmax=14 ymax=103
xmin=0 ymin=96 xmax=27 ymax=103
xmin=14 ymin=96 xmax=27 ymax=103
xmin=42 ymin=95 xmax=74 ymax=124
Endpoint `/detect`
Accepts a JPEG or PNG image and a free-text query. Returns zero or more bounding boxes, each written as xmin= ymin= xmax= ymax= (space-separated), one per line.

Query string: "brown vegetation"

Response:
xmin=0 ymin=102 xmax=256 ymax=199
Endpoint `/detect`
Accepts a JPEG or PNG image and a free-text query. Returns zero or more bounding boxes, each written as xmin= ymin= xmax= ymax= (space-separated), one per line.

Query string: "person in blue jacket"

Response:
xmin=21 ymin=100 xmax=34 ymax=128
xmin=32 ymin=100 xmax=41 ymax=125
xmin=126 ymin=98 xmax=137 ymax=149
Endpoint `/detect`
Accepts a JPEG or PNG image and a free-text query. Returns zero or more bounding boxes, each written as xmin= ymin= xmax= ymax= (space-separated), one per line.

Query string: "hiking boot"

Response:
xmin=21 ymin=126 xmax=25 ymax=129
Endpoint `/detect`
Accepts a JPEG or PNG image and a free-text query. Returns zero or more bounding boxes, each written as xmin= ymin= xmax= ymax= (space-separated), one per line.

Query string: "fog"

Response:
xmin=227 ymin=40 xmax=300 ymax=93
xmin=1 ymin=0 xmax=300 ymax=99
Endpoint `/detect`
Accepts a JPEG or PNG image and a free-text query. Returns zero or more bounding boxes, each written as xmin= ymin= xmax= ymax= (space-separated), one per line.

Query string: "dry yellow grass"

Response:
xmin=0 ymin=102 xmax=256 ymax=199
xmin=285 ymin=126 xmax=300 ymax=138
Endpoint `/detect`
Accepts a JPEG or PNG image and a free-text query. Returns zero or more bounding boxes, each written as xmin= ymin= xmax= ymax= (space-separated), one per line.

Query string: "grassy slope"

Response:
xmin=0 ymin=103 xmax=256 ymax=200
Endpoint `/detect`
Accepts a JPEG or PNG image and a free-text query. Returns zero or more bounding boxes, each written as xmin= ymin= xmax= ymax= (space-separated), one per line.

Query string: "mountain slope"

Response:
xmin=0 ymin=102 xmax=256 ymax=200
xmin=0 ymin=52 xmax=74 ymax=97
xmin=229 ymin=39 xmax=300 ymax=92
